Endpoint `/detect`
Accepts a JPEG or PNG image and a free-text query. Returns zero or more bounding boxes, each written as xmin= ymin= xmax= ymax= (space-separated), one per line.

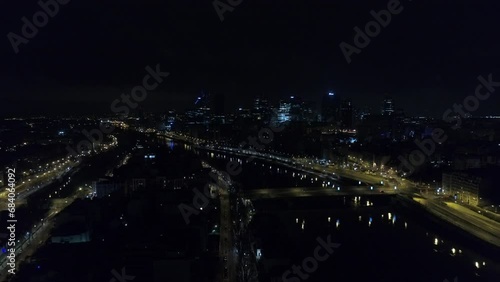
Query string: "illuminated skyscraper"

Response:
xmin=276 ymin=96 xmax=314 ymax=122
xmin=252 ymin=96 xmax=270 ymax=121
xmin=278 ymin=99 xmax=292 ymax=122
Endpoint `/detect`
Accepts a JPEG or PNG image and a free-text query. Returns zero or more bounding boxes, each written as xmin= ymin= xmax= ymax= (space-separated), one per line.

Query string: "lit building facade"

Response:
xmin=278 ymin=99 xmax=292 ymax=122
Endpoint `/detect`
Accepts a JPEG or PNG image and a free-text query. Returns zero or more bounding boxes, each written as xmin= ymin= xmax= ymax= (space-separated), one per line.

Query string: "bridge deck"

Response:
xmin=242 ymin=186 xmax=397 ymax=199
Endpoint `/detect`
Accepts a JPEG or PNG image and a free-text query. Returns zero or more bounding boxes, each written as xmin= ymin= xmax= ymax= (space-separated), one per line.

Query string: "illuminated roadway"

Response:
xmin=0 ymin=159 xmax=79 ymax=211
xmin=161 ymin=132 xmax=400 ymax=187
xmin=0 ymin=187 xmax=90 ymax=280
xmin=413 ymin=196 xmax=500 ymax=248
xmin=0 ymin=135 xmax=118 ymax=211
xmin=213 ymin=171 xmax=237 ymax=282
xmin=162 ymin=132 xmax=500 ymax=249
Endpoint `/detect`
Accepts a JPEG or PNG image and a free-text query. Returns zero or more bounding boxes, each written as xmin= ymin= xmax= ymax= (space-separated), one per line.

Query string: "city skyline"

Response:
xmin=1 ymin=0 xmax=500 ymax=116
xmin=1 ymin=1 xmax=500 ymax=281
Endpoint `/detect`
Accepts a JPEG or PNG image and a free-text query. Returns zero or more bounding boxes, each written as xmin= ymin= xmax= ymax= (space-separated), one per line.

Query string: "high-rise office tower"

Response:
xmin=252 ymin=96 xmax=270 ymax=121
xmin=278 ymin=99 xmax=292 ymax=122
xmin=321 ymin=92 xmax=341 ymax=123
xmin=340 ymin=99 xmax=354 ymax=128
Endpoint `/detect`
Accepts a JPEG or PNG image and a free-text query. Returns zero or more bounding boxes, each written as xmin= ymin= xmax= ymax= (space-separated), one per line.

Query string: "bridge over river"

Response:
xmin=242 ymin=186 xmax=397 ymax=199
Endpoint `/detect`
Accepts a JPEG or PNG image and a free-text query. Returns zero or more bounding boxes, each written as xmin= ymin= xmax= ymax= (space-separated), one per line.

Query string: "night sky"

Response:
xmin=1 ymin=0 xmax=499 ymax=116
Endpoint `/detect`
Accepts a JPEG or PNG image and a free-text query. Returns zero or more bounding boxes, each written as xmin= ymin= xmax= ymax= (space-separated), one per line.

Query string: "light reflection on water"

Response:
xmin=251 ymin=197 xmax=500 ymax=282
xmin=161 ymin=137 xmax=500 ymax=281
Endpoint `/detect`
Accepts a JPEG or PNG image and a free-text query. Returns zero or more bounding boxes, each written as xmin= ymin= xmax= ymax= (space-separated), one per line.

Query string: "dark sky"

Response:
xmin=1 ymin=0 xmax=499 ymax=116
